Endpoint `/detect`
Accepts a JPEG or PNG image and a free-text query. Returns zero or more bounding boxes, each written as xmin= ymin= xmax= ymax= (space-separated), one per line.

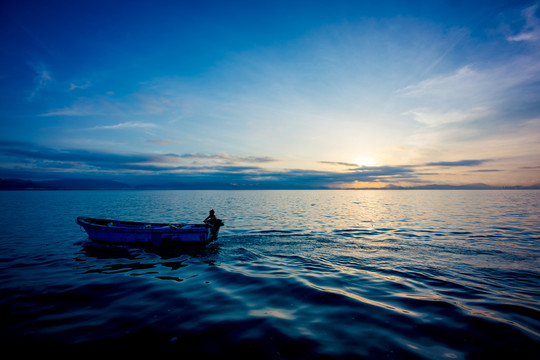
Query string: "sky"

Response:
xmin=1 ymin=0 xmax=539 ymax=189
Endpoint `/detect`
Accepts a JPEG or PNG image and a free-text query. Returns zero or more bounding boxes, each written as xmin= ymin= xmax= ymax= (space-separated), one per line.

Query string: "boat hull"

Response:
xmin=77 ymin=217 xmax=220 ymax=247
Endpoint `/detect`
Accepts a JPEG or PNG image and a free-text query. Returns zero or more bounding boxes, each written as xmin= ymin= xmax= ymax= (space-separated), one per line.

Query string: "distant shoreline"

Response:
xmin=1 ymin=178 xmax=539 ymax=191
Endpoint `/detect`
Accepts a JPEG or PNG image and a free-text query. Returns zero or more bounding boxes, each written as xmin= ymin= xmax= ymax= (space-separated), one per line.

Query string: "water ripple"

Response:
xmin=1 ymin=190 xmax=539 ymax=358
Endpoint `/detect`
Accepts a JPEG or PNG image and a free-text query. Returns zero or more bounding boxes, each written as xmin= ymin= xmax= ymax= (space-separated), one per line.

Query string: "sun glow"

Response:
xmin=353 ymin=156 xmax=378 ymax=167
xmin=344 ymin=181 xmax=387 ymax=189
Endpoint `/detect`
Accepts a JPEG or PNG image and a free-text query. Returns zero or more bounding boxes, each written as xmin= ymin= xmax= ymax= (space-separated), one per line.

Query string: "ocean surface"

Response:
xmin=0 ymin=190 xmax=539 ymax=358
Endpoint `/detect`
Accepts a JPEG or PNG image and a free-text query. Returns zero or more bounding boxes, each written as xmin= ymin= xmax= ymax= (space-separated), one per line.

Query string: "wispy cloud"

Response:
xmin=69 ymin=82 xmax=90 ymax=91
xmin=93 ymin=122 xmax=158 ymax=130
xmin=39 ymin=88 xmax=181 ymax=119
xmin=425 ymin=159 xmax=492 ymax=167
xmin=147 ymin=139 xmax=182 ymax=146
xmin=398 ymin=65 xmax=487 ymax=107
xmin=40 ymin=105 xmax=105 ymax=117
xmin=399 ymin=53 xmax=540 ymax=122
xmin=469 ymin=169 xmax=501 ymax=173
xmin=507 ymin=4 xmax=540 ymax=42
xmin=319 ymin=161 xmax=359 ymax=167
xmin=397 ymin=23 xmax=540 ymax=164
xmin=175 ymin=152 xmax=278 ymax=164
xmin=405 ymin=107 xmax=492 ymax=126
xmin=27 ymin=62 xmax=53 ymax=101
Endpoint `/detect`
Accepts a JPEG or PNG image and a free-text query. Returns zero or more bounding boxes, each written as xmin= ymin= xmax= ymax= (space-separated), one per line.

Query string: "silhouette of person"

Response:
xmin=204 ymin=209 xmax=223 ymax=240
xmin=204 ymin=209 xmax=217 ymax=225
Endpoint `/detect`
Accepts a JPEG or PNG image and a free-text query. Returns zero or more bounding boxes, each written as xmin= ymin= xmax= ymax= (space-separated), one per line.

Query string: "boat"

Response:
xmin=77 ymin=216 xmax=223 ymax=247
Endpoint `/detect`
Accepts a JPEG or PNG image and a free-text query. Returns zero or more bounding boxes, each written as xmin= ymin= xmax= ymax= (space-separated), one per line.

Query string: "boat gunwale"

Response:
xmin=77 ymin=217 xmax=211 ymax=236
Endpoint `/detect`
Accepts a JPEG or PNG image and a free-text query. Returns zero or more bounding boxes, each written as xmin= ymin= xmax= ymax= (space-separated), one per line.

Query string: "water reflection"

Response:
xmin=75 ymin=240 xmax=220 ymax=281
xmin=78 ymin=239 xmax=221 ymax=260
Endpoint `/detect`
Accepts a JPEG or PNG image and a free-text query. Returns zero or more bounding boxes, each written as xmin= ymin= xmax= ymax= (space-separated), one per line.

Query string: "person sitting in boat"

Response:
xmin=204 ymin=209 xmax=217 ymax=225
xmin=204 ymin=209 xmax=223 ymax=226
xmin=204 ymin=210 xmax=223 ymax=240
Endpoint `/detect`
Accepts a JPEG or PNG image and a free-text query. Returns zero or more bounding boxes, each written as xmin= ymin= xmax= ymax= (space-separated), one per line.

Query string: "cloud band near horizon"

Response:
xmin=0 ymin=140 xmax=528 ymax=189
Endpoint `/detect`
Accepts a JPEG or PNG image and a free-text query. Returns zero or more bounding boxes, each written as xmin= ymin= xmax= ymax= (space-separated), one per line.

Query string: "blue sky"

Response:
xmin=1 ymin=0 xmax=539 ymax=188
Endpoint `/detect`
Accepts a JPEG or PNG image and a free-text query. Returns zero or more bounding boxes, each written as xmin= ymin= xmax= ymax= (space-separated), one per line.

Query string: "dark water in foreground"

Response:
xmin=0 ymin=190 xmax=539 ymax=358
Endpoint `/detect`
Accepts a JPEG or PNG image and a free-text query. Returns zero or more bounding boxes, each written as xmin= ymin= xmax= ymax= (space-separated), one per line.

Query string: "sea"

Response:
xmin=0 ymin=190 xmax=539 ymax=358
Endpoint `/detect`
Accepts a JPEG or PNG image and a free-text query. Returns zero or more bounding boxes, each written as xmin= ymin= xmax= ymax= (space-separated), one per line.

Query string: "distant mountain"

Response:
xmin=0 ymin=178 xmax=131 ymax=190
xmin=0 ymin=179 xmax=55 ymax=190
xmin=381 ymin=183 xmax=540 ymax=190
xmin=401 ymin=183 xmax=494 ymax=190
xmin=39 ymin=179 xmax=131 ymax=190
